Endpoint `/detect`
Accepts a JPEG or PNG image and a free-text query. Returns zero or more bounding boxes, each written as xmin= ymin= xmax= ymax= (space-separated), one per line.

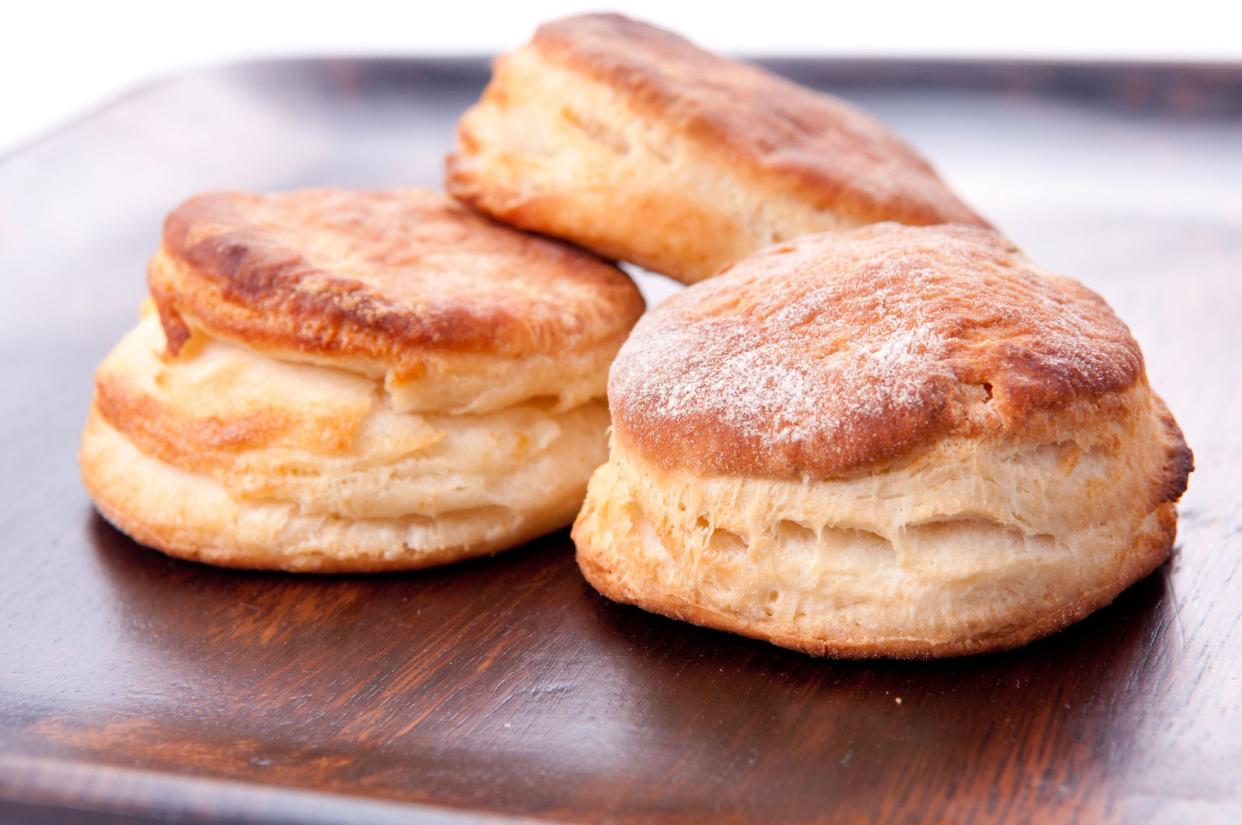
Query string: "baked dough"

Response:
xmin=573 ymin=223 xmax=1192 ymax=657
xmin=81 ymin=189 xmax=644 ymax=571
xmin=447 ymin=13 xmax=988 ymax=284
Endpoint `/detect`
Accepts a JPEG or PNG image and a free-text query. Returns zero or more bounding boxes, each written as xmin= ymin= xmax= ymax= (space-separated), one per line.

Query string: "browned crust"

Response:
xmin=151 ymin=189 xmax=644 ymax=374
xmin=448 ymin=14 xmax=987 ymax=236
xmin=574 ymin=410 xmax=1189 ymax=658
xmin=1152 ymin=395 xmax=1195 ymax=505
xmin=609 ymin=224 xmax=1149 ymax=480
xmin=92 ymin=367 xmax=372 ymax=472
xmin=531 ymin=14 xmax=988 ymax=226
xmin=95 ymin=371 xmax=283 ymax=458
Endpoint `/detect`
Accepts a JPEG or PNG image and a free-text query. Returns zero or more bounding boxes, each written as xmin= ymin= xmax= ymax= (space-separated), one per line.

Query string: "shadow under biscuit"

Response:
xmin=578 ymin=560 xmax=1175 ymax=816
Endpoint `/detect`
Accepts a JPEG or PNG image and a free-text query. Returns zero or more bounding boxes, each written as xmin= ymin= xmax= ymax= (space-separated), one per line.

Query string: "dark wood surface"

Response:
xmin=1 ymin=57 xmax=1239 ymax=825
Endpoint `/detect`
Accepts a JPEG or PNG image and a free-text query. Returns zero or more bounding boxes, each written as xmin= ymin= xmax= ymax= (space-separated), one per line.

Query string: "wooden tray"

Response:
xmin=1 ymin=57 xmax=1239 ymax=825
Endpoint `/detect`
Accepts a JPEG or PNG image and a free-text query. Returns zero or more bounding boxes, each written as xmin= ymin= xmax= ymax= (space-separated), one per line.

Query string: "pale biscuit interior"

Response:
xmin=82 ymin=307 xmax=610 ymax=571
xmin=574 ymin=381 xmax=1181 ymax=656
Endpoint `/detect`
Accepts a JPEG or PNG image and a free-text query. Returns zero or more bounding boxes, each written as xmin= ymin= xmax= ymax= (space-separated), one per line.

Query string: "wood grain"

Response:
xmin=0 ymin=58 xmax=1239 ymax=825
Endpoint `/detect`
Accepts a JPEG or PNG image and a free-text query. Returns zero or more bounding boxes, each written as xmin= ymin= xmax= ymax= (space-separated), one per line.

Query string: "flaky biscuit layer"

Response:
xmin=574 ymin=384 xmax=1187 ymax=657
xmin=448 ymin=14 xmax=987 ymax=283
xmin=82 ymin=312 xmax=609 ymax=571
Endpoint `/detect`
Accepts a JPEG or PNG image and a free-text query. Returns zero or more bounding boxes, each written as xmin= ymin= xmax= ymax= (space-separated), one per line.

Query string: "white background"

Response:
xmin=3 ymin=0 xmax=1241 ymax=155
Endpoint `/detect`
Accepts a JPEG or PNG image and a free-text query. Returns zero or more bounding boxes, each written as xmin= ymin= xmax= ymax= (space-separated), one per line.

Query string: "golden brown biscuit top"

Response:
xmin=149 ymin=189 xmax=644 ymax=369
xmin=528 ymin=14 xmax=987 ymax=228
xmin=609 ymin=224 xmax=1144 ymax=479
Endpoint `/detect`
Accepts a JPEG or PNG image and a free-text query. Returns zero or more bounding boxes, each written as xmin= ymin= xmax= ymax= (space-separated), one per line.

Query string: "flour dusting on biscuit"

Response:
xmin=573 ymin=224 xmax=1191 ymax=658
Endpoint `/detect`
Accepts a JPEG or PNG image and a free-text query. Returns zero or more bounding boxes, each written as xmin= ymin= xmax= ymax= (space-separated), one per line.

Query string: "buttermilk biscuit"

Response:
xmin=81 ymin=189 xmax=644 ymax=572
xmin=447 ymin=13 xmax=988 ymax=284
xmin=573 ymin=224 xmax=1192 ymax=658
